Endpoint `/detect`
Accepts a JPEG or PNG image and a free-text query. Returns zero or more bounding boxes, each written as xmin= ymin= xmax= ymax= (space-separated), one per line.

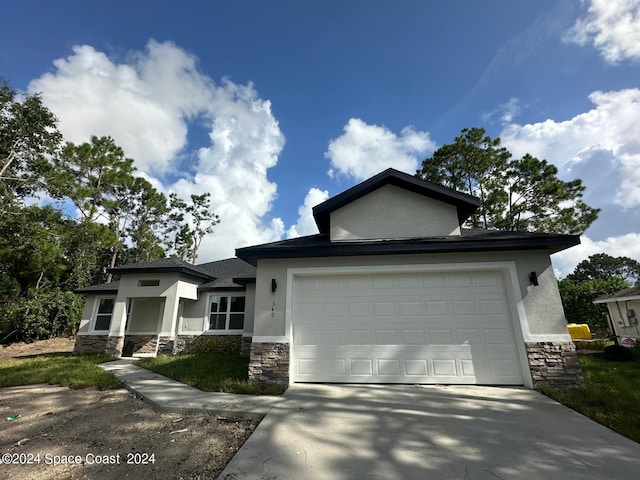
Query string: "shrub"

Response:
xmin=0 ymin=289 xmax=83 ymax=342
xmin=182 ymin=336 xmax=241 ymax=354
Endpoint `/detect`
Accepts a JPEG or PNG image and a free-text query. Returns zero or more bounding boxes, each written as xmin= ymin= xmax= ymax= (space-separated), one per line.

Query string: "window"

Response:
xmin=94 ymin=298 xmax=115 ymax=331
xmin=138 ymin=279 xmax=160 ymax=287
xmin=208 ymin=295 xmax=245 ymax=331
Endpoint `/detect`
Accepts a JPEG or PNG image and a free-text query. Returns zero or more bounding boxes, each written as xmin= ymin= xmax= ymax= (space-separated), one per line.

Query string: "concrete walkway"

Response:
xmin=100 ymin=358 xmax=282 ymax=418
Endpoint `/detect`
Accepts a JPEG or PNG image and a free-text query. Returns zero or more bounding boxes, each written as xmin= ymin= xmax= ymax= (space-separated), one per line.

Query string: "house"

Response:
xmin=75 ymin=168 xmax=583 ymax=389
xmin=593 ymin=286 xmax=640 ymax=344
xmin=74 ymin=257 xmax=257 ymax=357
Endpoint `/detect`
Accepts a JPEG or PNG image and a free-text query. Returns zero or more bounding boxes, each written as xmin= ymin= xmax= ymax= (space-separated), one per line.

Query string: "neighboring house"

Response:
xmin=593 ymin=287 xmax=640 ymax=343
xmin=75 ymin=168 xmax=584 ymax=389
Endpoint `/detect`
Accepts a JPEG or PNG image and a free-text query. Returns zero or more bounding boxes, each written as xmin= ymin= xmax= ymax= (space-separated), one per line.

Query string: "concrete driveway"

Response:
xmin=218 ymin=384 xmax=640 ymax=480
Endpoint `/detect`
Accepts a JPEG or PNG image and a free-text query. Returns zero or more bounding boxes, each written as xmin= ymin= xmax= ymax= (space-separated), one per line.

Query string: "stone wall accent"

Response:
xmin=240 ymin=336 xmax=252 ymax=357
xmin=526 ymin=342 xmax=584 ymax=389
xmin=105 ymin=336 xmax=124 ymax=357
xmin=248 ymin=342 xmax=290 ymax=384
xmin=124 ymin=335 xmax=158 ymax=355
xmin=73 ymin=335 xmax=109 ymax=354
xmin=157 ymin=336 xmax=175 ymax=355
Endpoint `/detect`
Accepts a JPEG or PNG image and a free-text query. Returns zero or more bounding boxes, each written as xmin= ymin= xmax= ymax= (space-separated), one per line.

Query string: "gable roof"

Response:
xmin=312 ymin=168 xmax=481 ymax=234
xmin=594 ymin=286 xmax=640 ymax=303
xmin=236 ymin=228 xmax=580 ymax=266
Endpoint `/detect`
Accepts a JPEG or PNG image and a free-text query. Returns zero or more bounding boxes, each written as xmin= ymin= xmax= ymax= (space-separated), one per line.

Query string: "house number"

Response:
xmin=271 ymin=301 xmax=276 ymax=318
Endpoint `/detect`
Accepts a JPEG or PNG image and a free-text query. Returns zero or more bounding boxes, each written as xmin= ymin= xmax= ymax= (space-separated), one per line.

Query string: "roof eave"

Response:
xmin=594 ymin=295 xmax=640 ymax=304
xmin=107 ymin=266 xmax=214 ymax=281
xmin=237 ymin=236 xmax=579 ymax=266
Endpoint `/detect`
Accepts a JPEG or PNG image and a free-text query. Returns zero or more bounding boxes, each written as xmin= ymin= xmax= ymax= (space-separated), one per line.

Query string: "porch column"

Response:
xmin=106 ymin=297 xmax=128 ymax=356
xmin=157 ymin=284 xmax=180 ymax=354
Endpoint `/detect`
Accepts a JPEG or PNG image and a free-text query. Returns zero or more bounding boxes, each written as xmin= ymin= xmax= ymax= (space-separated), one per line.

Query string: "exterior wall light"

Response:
xmin=271 ymin=278 xmax=277 ymax=292
xmin=529 ymin=272 xmax=539 ymax=286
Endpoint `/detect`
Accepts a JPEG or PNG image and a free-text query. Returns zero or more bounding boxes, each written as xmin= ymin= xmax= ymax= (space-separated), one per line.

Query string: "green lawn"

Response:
xmin=0 ymin=353 xmax=121 ymax=390
xmin=135 ymin=353 xmax=288 ymax=395
xmin=541 ymin=352 xmax=640 ymax=443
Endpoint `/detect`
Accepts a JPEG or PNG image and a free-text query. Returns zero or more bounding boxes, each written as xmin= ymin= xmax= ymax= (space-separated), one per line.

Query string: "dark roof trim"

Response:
xmin=108 ymin=258 xmax=215 ymax=281
xmin=198 ymin=286 xmax=246 ymax=292
xmin=312 ymin=168 xmax=481 ymax=233
xmin=109 ymin=266 xmax=214 ymax=281
xmin=236 ymin=232 xmax=580 ymax=266
xmin=233 ymin=277 xmax=257 ymax=285
xmin=75 ymin=281 xmax=120 ymax=294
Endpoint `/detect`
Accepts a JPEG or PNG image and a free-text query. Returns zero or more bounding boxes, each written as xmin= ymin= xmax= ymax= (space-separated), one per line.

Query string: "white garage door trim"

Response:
xmin=285 ymin=262 xmax=533 ymax=388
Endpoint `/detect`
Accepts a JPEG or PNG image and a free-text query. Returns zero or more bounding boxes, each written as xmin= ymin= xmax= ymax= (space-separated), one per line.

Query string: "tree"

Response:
xmin=118 ymin=177 xmax=168 ymax=265
xmin=166 ymin=193 xmax=220 ymax=264
xmin=567 ymin=253 xmax=640 ymax=286
xmin=416 ymin=127 xmax=510 ymax=229
xmin=0 ymin=77 xmax=62 ymax=200
xmin=46 ymin=136 xmax=137 ymax=287
xmin=0 ymin=204 xmax=73 ymax=298
xmin=416 ymin=127 xmax=600 ymax=234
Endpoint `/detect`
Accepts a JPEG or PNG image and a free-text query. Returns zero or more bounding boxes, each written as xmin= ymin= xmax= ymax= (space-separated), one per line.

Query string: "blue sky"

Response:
xmin=2 ymin=0 xmax=640 ymax=275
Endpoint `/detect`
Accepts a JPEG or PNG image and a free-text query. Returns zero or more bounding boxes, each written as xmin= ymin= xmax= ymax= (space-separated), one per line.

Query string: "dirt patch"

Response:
xmin=0 ymin=337 xmax=76 ymax=362
xmin=0 ymin=339 xmax=260 ymax=479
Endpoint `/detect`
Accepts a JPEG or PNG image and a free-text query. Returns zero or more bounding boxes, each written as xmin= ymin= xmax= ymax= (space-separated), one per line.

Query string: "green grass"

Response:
xmin=0 ymin=353 xmax=122 ymax=390
xmin=135 ymin=353 xmax=288 ymax=395
xmin=541 ymin=352 xmax=640 ymax=443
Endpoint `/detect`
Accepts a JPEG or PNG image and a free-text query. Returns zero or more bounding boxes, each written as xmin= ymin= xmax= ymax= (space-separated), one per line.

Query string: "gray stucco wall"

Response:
xmin=180 ymin=285 xmax=256 ymax=335
xmin=330 ymin=185 xmax=461 ymax=241
xmin=251 ymin=250 xmax=568 ymax=339
xmin=128 ymin=298 xmax=163 ymax=333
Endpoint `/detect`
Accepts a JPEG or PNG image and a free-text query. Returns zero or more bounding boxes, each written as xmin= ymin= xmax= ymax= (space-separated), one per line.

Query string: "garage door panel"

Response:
xmin=292 ymin=271 xmax=524 ymax=385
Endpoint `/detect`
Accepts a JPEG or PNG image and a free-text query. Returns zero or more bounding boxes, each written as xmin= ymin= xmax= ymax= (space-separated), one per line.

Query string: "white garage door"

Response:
xmin=291 ymin=270 xmax=524 ymax=385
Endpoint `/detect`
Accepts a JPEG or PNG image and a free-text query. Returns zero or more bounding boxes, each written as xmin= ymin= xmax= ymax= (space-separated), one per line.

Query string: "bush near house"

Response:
xmin=0 ymin=289 xmax=83 ymax=343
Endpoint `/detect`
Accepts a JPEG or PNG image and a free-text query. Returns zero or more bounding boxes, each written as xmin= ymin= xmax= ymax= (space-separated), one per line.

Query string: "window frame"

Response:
xmin=93 ymin=296 xmax=116 ymax=332
xmin=207 ymin=294 xmax=246 ymax=332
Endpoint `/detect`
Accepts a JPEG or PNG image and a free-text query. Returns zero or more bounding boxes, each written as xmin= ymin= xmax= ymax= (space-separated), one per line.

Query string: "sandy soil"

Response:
xmin=0 ymin=337 xmax=77 ymax=362
xmin=0 ymin=339 xmax=259 ymax=479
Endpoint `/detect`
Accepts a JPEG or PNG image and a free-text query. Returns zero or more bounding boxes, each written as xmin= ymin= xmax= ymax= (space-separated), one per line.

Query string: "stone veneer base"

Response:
xmin=526 ymin=341 xmax=584 ymax=389
xmin=124 ymin=335 xmax=158 ymax=355
xmin=248 ymin=342 xmax=290 ymax=384
xmin=240 ymin=337 xmax=252 ymax=357
xmin=73 ymin=335 xmax=109 ymax=354
xmin=105 ymin=336 xmax=124 ymax=357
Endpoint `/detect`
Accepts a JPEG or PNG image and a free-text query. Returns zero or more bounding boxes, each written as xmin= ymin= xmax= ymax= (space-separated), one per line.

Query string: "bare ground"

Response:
xmin=0 ymin=339 xmax=260 ymax=479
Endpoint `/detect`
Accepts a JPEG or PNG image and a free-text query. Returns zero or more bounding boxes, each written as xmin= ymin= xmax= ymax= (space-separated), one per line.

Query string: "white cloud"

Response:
xmin=28 ymin=40 xmax=287 ymax=262
xmin=325 ymin=118 xmax=435 ymax=182
xmin=553 ymin=233 xmax=640 ymax=278
xmin=564 ymin=0 xmax=640 ymax=63
xmin=501 ymin=89 xmax=640 ymax=273
xmin=482 ymin=97 xmax=521 ymax=125
xmin=286 ymin=188 xmax=330 ymax=238
xmin=500 ymin=89 xmax=640 ymax=208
